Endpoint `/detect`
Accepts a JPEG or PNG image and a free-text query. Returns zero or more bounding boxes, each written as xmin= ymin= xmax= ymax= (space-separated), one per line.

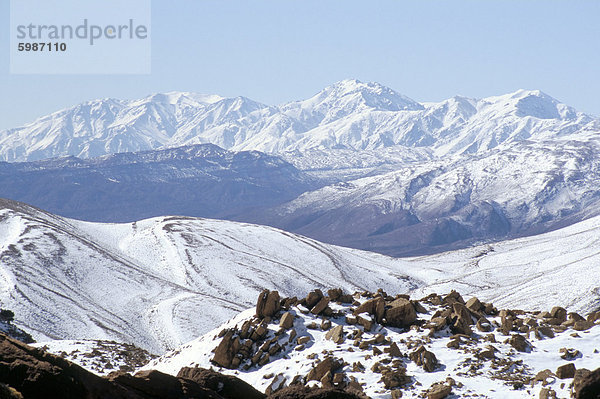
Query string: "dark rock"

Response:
xmin=573 ymin=367 xmax=600 ymax=399
xmin=549 ymin=307 xmax=567 ymax=323
xmin=177 ymin=367 xmax=264 ymax=399
xmin=353 ymin=297 xmax=385 ymax=323
xmin=280 ymin=312 xmax=295 ymax=329
xmin=111 ymin=370 xmax=223 ymax=398
xmin=465 ymin=297 xmax=482 ymax=312
xmin=305 ymin=290 xmax=324 ymax=309
xmin=556 ymin=363 xmax=576 ymax=379
xmin=267 ymin=385 xmax=364 ymax=399
xmin=409 ymin=345 xmax=439 ymax=372
xmin=450 ymin=303 xmax=473 ymax=335
xmin=212 ymin=330 xmax=239 ymax=369
xmin=442 ymin=290 xmax=464 ymax=305
xmin=311 ymin=298 xmax=330 ymax=315
xmin=381 ymin=369 xmax=410 ymax=389
xmin=327 ymin=289 xmax=343 ymax=301
xmin=0 ymin=333 xmax=130 ymax=399
xmin=306 ymin=357 xmax=343 ymax=382
xmin=325 ymin=325 xmax=345 ymax=344
xmin=509 ymin=334 xmax=532 ymax=353
xmin=427 ymin=382 xmax=452 ymax=399
xmin=476 ymin=317 xmax=492 ymax=332
xmin=0 ymin=333 xmax=249 ymax=399
xmin=384 ymin=298 xmax=417 ymax=328
xmin=257 ymin=290 xmax=281 ymax=318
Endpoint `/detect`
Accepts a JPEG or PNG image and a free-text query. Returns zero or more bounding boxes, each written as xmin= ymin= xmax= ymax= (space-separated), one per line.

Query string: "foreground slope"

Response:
xmin=0 ymin=199 xmax=418 ymax=352
xmin=144 ymin=289 xmax=600 ymax=399
xmin=1 ymin=198 xmax=599 ymax=354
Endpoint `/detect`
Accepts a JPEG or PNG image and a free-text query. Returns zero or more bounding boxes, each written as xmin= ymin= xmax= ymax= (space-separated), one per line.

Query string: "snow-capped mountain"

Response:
xmin=0 ymin=144 xmax=318 ymax=222
xmin=1 ymin=80 xmax=597 ymax=162
xmin=258 ymin=134 xmax=600 ymax=255
xmin=1 ymin=198 xmax=600 ymax=355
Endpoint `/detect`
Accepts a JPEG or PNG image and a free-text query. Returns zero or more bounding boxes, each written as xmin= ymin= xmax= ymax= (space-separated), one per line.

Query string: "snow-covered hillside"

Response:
xmin=1 ymin=198 xmax=600 ymax=355
xmin=1 ymin=80 xmax=597 ymax=162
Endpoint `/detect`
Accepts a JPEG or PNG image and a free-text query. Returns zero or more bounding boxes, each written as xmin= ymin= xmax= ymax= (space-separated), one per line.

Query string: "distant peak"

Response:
xmin=315 ymin=79 xmax=424 ymax=112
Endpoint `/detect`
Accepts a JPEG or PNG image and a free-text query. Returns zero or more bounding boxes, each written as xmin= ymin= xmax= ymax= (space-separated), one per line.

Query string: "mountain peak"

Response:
xmin=482 ymin=89 xmax=574 ymax=120
xmin=321 ymin=79 xmax=424 ymax=112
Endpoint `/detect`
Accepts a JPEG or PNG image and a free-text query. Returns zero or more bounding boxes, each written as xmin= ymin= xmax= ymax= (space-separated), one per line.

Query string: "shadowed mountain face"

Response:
xmin=0 ymin=144 xmax=318 ymax=222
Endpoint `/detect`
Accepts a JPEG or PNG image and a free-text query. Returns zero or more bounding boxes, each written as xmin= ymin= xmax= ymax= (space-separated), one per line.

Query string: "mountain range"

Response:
xmin=2 ymin=80 xmax=598 ymax=163
xmin=1 ymin=81 xmax=600 ymax=255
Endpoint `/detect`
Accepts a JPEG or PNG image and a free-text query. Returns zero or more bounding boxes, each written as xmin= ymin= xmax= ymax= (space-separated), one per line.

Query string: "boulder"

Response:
xmin=450 ymin=303 xmax=473 ymax=335
xmin=325 ymin=325 xmax=345 ymax=344
xmin=111 ymin=370 xmax=223 ymax=399
xmin=327 ymin=288 xmax=343 ymax=301
xmin=279 ymin=312 xmax=294 ymax=329
xmin=442 ymin=290 xmax=465 ymax=305
xmin=256 ymin=290 xmax=281 ymax=318
xmin=0 ymin=333 xmax=253 ymax=399
xmin=306 ymin=357 xmax=343 ymax=382
xmin=267 ymin=386 xmax=363 ymax=399
xmin=384 ymin=298 xmax=417 ymax=328
xmin=353 ymin=297 xmax=385 ymax=323
xmin=381 ymin=369 xmax=410 ymax=389
xmin=305 ymin=290 xmax=324 ymax=309
xmin=465 ymin=297 xmax=483 ymax=312
xmin=556 ymin=363 xmax=576 ymax=379
xmin=549 ymin=307 xmax=567 ymax=322
xmin=427 ymin=383 xmax=452 ymax=399
xmin=311 ymin=297 xmax=330 ymax=315
xmin=573 ymin=367 xmax=600 ymax=399
xmin=476 ymin=317 xmax=492 ymax=332
xmin=212 ymin=330 xmax=238 ymax=368
xmin=539 ymin=388 xmax=557 ymax=399
xmin=409 ymin=345 xmax=439 ymax=372
xmin=509 ymin=334 xmax=532 ymax=353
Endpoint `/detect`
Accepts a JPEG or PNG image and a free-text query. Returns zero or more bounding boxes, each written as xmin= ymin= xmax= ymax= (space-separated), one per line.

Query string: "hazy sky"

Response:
xmin=1 ymin=0 xmax=599 ymax=130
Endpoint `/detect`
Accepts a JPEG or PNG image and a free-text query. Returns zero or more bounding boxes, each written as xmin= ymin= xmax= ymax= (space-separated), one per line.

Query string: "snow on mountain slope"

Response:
xmin=1 ymin=198 xmax=600 ymax=356
xmin=261 ymin=134 xmax=600 ymax=256
xmin=0 ymin=198 xmax=420 ymax=353
xmin=1 ymin=80 xmax=598 ymax=162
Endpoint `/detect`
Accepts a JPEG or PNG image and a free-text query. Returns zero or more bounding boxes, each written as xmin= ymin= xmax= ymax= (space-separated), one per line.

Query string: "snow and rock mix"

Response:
xmin=146 ymin=289 xmax=600 ymax=399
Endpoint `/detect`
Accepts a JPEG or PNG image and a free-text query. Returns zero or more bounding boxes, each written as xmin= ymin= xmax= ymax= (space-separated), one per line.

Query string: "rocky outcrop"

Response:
xmin=256 ymin=290 xmax=281 ymax=318
xmin=384 ymin=298 xmax=417 ymax=328
xmin=0 ymin=333 xmax=261 ymax=399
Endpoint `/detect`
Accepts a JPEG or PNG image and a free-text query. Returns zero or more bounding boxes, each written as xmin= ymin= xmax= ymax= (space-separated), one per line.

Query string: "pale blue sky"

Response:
xmin=1 ymin=0 xmax=599 ymax=130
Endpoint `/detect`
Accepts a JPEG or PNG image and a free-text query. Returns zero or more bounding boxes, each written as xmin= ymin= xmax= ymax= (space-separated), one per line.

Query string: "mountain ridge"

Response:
xmin=2 ymin=80 xmax=597 ymax=162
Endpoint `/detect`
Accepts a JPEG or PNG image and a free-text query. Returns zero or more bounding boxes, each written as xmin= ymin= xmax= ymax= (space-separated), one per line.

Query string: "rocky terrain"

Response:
xmin=145 ymin=289 xmax=600 ymax=399
xmin=3 ymin=288 xmax=598 ymax=398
